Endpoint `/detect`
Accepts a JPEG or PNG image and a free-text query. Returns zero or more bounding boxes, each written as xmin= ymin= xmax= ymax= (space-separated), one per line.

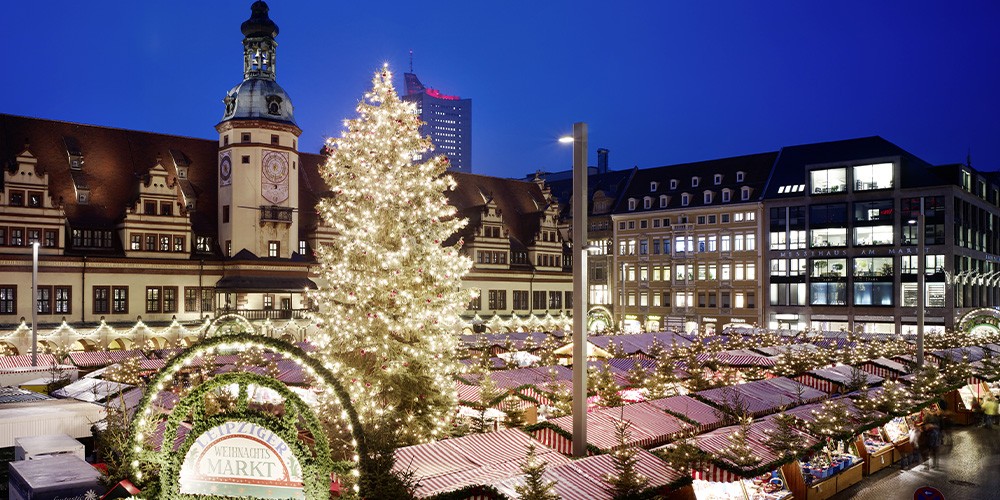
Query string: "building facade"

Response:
xmin=0 ymin=2 xmax=568 ymax=354
xmin=403 ymin=72 xmax=472 ymax=173
xmin=449 ymin=173 xmax=573 ymax=330
xmin=610 ymin=153 xmax=774 ymax=333
xmin=762 ymin=137 xmax=1000 ymax=333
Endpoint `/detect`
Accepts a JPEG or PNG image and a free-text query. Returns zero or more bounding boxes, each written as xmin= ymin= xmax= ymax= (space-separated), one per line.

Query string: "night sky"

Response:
xmin=6 ymin=1 xmax=999 ymax=178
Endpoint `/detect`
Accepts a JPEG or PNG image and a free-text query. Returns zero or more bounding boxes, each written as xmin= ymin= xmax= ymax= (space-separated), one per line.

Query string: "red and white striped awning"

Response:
xmin=68 ymin=349 xmax=147 ymax=368
xmin=0 ymin=354 xmax=58 ymax=369
xmin=394 ymin=429 xmax=569 ymax=498
xmin=647 ymin=395 xmax=726 ymax=432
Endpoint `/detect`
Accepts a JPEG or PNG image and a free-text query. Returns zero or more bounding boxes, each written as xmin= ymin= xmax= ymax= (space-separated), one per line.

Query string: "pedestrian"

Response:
xmin=973 ymin=396 xmax=985 ymax=427
xmin=907 ymin=424 xmax=921 ymax=468
xmin=922 ymin=410 xmax=942 ymax=470
xmin=984 ymin=394 xmax=999 ymax=429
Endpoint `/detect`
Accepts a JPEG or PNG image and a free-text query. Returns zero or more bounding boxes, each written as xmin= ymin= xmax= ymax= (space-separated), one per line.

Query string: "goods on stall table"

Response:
xmin=801 ymin=452 xmax=859 ymax=485
xmin=883 ymin=417 xmax=909 ymax=442
xmin=692 ymin=478 xmax=747 ymax=500
xmin=862 ymin=428 xmax=892 ymax=454
xmin=743 ymin=470 xmax=792 ymax=500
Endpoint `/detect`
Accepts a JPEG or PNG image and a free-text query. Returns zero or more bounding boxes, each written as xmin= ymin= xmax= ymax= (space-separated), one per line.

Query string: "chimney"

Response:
xmin=597 ymin=148 xmax=609 ymax=174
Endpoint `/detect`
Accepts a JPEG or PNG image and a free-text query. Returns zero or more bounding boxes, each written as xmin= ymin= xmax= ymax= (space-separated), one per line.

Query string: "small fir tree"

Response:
xmin=762 ymin=412 xmax=806 ymax=459
xmin=592 ymin=363 xmax=623 ymax=408
xmin=646 ymin=359 xmax=681 ymax=400
xmin=604 ymin=418 xmax=650 ymax=499
xmin=625 ymin=360 xmax=648 ymax=389
xmin=544 ymin=369 xmax=574 ymax=418
xmin=910 ymin=364 xmax=947 ymax=403
xmin=716 ymin=417 xmax=761 ymax=469
xmin=538 ymin=335 xmax=561 ymax=367
xmin=808 ymin=400 xmax=855 ymax=441
xmin=103 ymin=355 xmax=145 ymax=386
xmin=473 ymin=372 xmax=504 ymax=433
xmin=515 ymin=444 xmax=559 ymax=500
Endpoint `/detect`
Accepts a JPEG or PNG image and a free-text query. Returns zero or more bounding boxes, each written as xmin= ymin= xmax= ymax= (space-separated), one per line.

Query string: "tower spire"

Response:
xmin=409 ymin=49 xmax=413 ymax=73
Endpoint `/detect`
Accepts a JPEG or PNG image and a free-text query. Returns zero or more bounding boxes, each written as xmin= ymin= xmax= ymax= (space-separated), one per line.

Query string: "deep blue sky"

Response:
xmin=5 ymin=1 xmax=999 ymax=178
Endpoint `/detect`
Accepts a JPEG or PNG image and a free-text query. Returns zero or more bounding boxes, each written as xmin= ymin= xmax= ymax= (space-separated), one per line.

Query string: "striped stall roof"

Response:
xmin=495 ymin=448 xmax=682 ymax=500
xmin=589 ymin=332 xmax=693 ymax=357
xmin=464 ymin=365 xmax=574 ymax=391
xmin=538 ymin=403 xmax=693 ymax=452
xmin=68 ymin=349 xmax=147 ymax=368
xmin=804 ymin=365 xmax=884 ymax=389
xmin=149 ymin=420 xmax=192 ymax=452
xmin=646 ymin=395 xmax=727 ymax=432
xmin=859 ymin=357 xmax=909 ymax=379
xmin=0 ymin=354 xmax=58 ymax=369
xmin=931 ymin=346 xmax=989 ymax=363
xmin=785 ymin=396 xmax=886 ymax=429
xmin=751 ymin=343 xmax=821 ymax=357
xmin=394 ymin=429 xmax=569 ymax=498
xmin=694 ymin=378 xmax=826 ymax=418
xmin=693 ymin=415 xmax=818 ymax=475
xmin=698 ymin=351 xmax=776 ymax=368
xmin=138 ymin=359 xmax=167 ymax=372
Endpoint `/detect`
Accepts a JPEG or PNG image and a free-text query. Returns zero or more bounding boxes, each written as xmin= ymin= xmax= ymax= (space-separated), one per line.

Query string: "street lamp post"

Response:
xmin=916 ymin=202 xmax=925 ymax=368
xmin=562 ymin=122 xmax=588 ymax=457
xmin=31 ymin=242 xmax=39 ymax=367
xmin=910 ymin=199 xmax=925 ymax=368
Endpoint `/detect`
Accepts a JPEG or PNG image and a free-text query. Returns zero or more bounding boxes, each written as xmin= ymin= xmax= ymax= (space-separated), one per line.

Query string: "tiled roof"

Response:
xmin=762 ymin=136 xmax=946 ymax=199
xmin=616 ymin=151 xmax=778 ymax=213
xmin=0 ymin=113 xmax=330 ymax=250
xmin=446 ymin=172 xmax=553 ymax=248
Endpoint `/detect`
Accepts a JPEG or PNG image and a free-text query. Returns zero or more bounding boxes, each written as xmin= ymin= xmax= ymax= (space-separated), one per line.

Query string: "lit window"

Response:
xmin=853 ymin=163 xmax=893 ymax=191
xmin=810 ymin=168 xmax=847 ymax=194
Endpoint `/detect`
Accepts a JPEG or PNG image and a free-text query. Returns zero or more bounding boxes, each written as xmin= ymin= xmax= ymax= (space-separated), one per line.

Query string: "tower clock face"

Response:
xmin=261 ymin=150 xmax=289 ymax=204
xmin=219 ymin=152 xmax=232 ymax=187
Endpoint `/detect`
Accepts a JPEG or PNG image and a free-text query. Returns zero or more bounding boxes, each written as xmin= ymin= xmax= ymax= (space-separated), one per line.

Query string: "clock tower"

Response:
xmin=216 ymin=1 xmax=301 ymax=259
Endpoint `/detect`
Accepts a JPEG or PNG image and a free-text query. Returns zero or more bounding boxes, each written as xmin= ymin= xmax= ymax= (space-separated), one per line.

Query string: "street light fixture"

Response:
xmin=561 ymin=122 xmax=588 ymax=457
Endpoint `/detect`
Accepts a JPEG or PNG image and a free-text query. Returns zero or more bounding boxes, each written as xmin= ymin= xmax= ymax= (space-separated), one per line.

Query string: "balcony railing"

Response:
xmin=260 ymin=205 xmax=293 ymax=223
xmin=216 ymin=308 xmax=311 ymax=320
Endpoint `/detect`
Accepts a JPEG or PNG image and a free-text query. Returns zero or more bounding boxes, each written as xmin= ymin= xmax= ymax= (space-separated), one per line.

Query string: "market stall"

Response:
xmin=794 ymin=365 xmax=883 ymax=395
xmin=646 ymin=395 xmax=729 ymax=433
xmin=678 ymin=415 xmax=818 ymax=500
xmin=529 ymin=401 xmax=692 ymax=455
xmin=856 ymin=357 xmax=909 ymax=380
xmin=694 ymin=378 xmax=826 ymax=418
xmin=393 ymin=429 xmax=570 ymax=499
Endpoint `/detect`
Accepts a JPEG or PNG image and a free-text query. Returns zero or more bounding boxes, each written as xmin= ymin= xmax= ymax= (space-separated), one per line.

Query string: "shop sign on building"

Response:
xmin=180 ymin=420 xmax=304 ymax=499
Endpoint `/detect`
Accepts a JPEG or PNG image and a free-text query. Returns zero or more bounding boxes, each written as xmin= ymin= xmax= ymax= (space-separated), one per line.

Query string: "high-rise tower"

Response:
xmin=216 ymin=0 xmax=301 ymax=259
xmin=402 ymin=70 xmax=472 ymax=173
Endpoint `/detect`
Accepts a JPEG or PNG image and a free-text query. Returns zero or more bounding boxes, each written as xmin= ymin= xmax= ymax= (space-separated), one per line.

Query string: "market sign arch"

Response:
xmin=127 ymin=334 xmax=367 ymax=499
xmin=957 ymin=307 xmax=1000 ymax=335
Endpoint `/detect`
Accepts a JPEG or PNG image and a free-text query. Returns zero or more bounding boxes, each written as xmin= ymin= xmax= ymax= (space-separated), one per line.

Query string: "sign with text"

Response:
xmin=179 ymin=421 xmax=304 ymax=499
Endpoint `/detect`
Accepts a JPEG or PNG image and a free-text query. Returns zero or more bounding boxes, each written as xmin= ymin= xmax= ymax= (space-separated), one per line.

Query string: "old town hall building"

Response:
xmin=0 ymin=2 xmax=572 ymax=353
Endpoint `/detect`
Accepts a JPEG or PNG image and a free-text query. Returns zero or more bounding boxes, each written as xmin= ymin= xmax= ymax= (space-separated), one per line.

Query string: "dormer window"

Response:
xmin=741 ymin=186 xmax=752 ymax=201
xmin=681 ymin=193 xmax=690 ymax=206
xmin=643 ymin=197 xmax=652 ymax=209
xmin=670 ymin=179 xmax=678 ymax=190
xmin=692 ymin=177 xmax=700 ymax=188
xmin=628 ymin=198 xmax=637 ymax=211
xmin=659 ymin=195 xmax=668 ymax=208
xmin=714 ymin=174 xmax=723 ymax=185
xmin=650 ymin=181 xmax=659 ymax=192
xmin=704 ymin=191 xmax=713 ymax=204
xmin=736 ymin=171 xmax=745 ymax=182
xmin=722 ymin=189 xmax=731 ymax=203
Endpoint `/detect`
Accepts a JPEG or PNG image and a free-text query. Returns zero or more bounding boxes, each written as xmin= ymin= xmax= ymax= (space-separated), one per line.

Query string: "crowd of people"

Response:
xmin=905 ymin=393 xmax=999 ymax=472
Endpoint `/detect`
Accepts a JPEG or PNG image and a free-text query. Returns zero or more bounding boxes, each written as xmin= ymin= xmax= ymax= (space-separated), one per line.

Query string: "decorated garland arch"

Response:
xmin=127 ymin=334 xmax=366 ymax=499
xmin=205 ymin=313 xmax=258 ymax=337
xmin=156 ymin=372 xmax=331 ymax=497
xmin=958 ymin=307 xmax=1000 ymax=334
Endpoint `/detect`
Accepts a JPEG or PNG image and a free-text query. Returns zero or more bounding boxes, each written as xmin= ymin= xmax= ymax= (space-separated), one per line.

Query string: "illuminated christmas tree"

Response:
xmin=604 ymin=418 xmax=650 ymax=499
xmin=311 ymin=64 xmax=472 ymax=444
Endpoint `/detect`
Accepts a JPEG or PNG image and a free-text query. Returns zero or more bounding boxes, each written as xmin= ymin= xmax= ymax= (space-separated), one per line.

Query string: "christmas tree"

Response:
xmin=604 ymin=418 xmax=650 ymax=499
xmin=591 ymin=363 xmax=624 ymax=408
xmin=515 ymin=445 xmax=560 ymax=500
xmin=312 ymin=64 xmax=472 ymax=444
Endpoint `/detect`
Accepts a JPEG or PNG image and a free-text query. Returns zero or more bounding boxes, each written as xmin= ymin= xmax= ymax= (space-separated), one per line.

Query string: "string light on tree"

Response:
xmin=310 ymin=64 xmax=473 ymax=445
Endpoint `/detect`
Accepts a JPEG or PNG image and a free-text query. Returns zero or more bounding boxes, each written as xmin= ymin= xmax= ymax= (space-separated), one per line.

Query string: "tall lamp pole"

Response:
xmin=562 ymin=122 xmax=588 ymax=457
xmin=31 ymin=242 xmax=39 ymax=367
xmin=914 ymin=200 xmax=925 ymax=368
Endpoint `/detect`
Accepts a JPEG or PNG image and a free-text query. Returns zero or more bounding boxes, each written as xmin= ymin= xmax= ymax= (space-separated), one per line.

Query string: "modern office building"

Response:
xmin=403 ymin=71 xmax=472 ymax=173
xmin=762 ymin=136 xmax=1000 ymax=334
